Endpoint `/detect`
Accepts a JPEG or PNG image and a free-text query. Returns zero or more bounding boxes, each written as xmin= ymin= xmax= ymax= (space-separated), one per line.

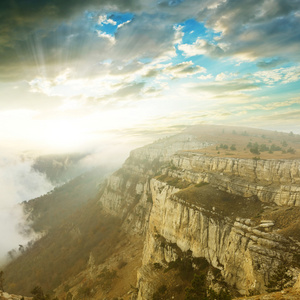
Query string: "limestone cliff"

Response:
xmin=171 ymin=152 xmax=300 ymax=206
xmin=97 ymin=131 xmax=300 ymax=299
xmin=137 ymin=179 xmax=299 ymax=297
xmin=99 ymin=134 xmax=210 ymax=233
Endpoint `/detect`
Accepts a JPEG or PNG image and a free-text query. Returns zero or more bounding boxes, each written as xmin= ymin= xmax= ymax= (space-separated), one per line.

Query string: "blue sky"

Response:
xmin=0 ymin=0 xmax=299 ymax=153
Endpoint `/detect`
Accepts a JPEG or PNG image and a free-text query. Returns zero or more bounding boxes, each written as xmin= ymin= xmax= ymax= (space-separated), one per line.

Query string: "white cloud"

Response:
xmin=178 ymin=38 xmax=224 ymax=58
xmin=254 ymin=66 xmax=300 ymax=85
xmin=198 ymin=74 xmax=213 ymax=80
xmin=215 ymin=72 xmax=238 ymax=81
xmin=173 ymin=24 xmax=184 ymax=45
xmin=54 ymin=68 xmax=73 ymax=85
xmin=96 ymin=30 xmax=116 ymax=44
xmin=243 ymin=98 xmax=300 ymax=111
xmin=98 ymin=15 xmax=117 ymax=26
xmin=163 ymin=61 xmax=206 ymax=78
xmin=29 ymin=77 xmax=52 ymax=95
xmin=117 ymin=20 xmax=132 ymax=28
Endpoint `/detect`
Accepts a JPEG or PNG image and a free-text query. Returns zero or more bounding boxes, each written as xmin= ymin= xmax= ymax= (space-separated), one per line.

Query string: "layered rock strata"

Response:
xmin=171 ymin=152 xmax=300 ymax=206
xmin=97 ymin=134 xmax=300 ymax=298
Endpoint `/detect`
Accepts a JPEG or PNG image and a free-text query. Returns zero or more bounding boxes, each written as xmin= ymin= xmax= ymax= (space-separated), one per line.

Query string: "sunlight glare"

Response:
xmin=43 ymin=120 xmax=84 ymax=152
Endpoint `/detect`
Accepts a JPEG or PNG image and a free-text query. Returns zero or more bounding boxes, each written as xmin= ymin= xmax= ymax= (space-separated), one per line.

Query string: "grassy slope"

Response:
xmin=184 ymin=125 xmax=300 ymax=159
xmin=4 ymin=167 xmax=123 ymax=296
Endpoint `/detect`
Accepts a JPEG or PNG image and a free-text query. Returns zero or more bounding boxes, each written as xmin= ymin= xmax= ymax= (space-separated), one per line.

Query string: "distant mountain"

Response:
xmin=32 ymin=153 xmax=90 ymax=185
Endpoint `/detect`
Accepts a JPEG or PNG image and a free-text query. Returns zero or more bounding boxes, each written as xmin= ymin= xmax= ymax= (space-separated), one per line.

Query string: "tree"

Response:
xmin=287 ymin=147 xmax=296 ymax=154
xmin=250 ymin=143 xmax=260 ymax=154
xmin=31 ymin=286 xmax=46 ymax=300
xmin=267 ymin=262 xmax=292 ymax=292
xmin=0 ymin=270 xmax=4 ymax=291
xmin=185 ymin=274 xmax=207 ymax=299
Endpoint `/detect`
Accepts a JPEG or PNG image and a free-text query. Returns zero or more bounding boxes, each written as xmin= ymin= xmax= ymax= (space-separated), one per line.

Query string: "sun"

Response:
xmin=42 ymin=120 xmax=84 ymax=152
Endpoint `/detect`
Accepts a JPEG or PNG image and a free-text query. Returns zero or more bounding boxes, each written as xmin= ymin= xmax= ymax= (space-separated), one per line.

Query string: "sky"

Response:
xmin=0 ymin=0 xmax=300 ymax=154
xmin=0 ymin=0 xmax=299 ymax=266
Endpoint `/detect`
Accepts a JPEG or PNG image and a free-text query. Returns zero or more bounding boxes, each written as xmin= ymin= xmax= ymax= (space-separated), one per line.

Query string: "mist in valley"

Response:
xmin=0 ymin=139 xmax=137 ymax=267
xmin=0 ymin=150 xmax=54 ymax=266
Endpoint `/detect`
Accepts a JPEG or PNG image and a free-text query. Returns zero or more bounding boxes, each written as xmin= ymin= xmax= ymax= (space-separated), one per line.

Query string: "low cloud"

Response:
xmin=256 ymin=57 xmax=287 ymax=69
xmin=187 ymin=78 xmax=260 ymax=95
xmin=0 ymin=151 xmax=54 ymax=266
xmin=163 ymin=61 xmax=206 ymax=78
xmin=254 ymin=66 xmax=300 ymax=85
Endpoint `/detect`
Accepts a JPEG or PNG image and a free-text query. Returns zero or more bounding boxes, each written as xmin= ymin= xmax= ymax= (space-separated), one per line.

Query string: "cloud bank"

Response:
xmin=0 ymin=151 xmax=54 ymax=266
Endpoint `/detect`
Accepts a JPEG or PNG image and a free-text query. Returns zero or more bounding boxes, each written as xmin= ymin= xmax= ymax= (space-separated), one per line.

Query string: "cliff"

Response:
xmin=3 ymin=127 xmax=300 ymax=300
xmin=171 ymin=153 xmax=300 ymax=206
xmin=98 ymin=129 xmax=300 ymax=298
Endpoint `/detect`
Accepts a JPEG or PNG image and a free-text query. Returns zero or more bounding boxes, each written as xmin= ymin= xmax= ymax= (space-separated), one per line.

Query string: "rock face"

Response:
xmin=99 ymin=134 xmax=210 ymax=233
xmin=0 ymin=291 xmax=31 ymax=300
xmin=98 ymin=133 xmax=300 ymax=299
xmin=171 ymin=153 xmax=300 ymax=206
xmin=137 ymin=179 xmax=299 ymax=297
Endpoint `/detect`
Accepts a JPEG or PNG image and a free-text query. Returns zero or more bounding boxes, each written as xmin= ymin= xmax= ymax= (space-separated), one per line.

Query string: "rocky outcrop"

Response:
xmin=0 ymin=291 xmax=31 ymax=300
xmin=171 ymin=153 xmax=300 ymax=206
xmin=99 ymin=134 xmax=211 ymax=233
xmin=97 ymin=133 xmax=300 ymax=298
xmin=136 ymin=179 xmax=300 ymax=297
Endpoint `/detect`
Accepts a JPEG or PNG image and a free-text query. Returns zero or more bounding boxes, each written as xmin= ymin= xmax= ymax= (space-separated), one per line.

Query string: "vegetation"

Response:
xmin=157 ymin=174 xmax=191 ymax=189
xmin=184 ymin=273 xmax=231 ymax=300
xmin=97 ymin=267 xmax=117 ymax=292
xmin=266 ymin=262 xmax=293 ymax=292
xmin=24 ymin=167 xmax=108 ymax=232
xmin=32 ymin=153 xmax=89 ymax=184
xmin=0 ymin=270 xmax=4 ymax=291
xmin=194 ymin=182 xmax=209 ymax=188
xmin=4 ymin=190 xmax=122 ymax=296
xmin=245 ymin=141 xmax=296 ymax=156
xmin=219 ymin=144 xmax=228 ymax=150
xmin=31 ymin=286 xmax=47 ymax=300
xmin=153 ymin=285 xmax=167 ymax=300
xmin=287 ymin=147 xmax=296 ymax=154
xmin=175 ymin=185 xmax=263 ymax=219
xmin=185 ymin=273 xmax=207 ymax=299
xmin=156 ymin=253 xmax=230 ymax=300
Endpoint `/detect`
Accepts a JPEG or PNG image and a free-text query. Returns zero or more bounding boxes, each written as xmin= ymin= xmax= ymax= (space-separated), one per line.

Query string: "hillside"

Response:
xmin=183 ymin=125 xmax=300 ymax=159
xmin=24 ymin=166 xmax=111 ymax=232
xmin=32 ymin=153 xmax=90 ymax=184
xmin=3 ymin=125 xmax=300 ymax=299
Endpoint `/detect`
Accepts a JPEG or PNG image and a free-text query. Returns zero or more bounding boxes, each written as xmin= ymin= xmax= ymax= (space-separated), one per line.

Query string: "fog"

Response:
xmin=0 ymin=150 xmax=54 ymax=266
xmin=0 ymin=138 xmax=142 ymax=266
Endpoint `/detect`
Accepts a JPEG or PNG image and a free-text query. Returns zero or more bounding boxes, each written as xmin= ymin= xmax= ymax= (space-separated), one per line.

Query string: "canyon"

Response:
xmin=3 ymin=126 xmax=300 ymax=299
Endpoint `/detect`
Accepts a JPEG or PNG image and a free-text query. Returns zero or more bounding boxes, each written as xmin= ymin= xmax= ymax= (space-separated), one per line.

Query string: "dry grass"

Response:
xmin=183 ymin=125 xmax=300 ymax=159
xmin=259 ymin=206 xmax=300 ymax=241
xmin=175 ymin=185 xmax=263 ymax=220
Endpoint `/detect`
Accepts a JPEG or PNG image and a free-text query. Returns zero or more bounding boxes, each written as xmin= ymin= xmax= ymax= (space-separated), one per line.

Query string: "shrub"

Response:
xmin=153 ymin=263 xmax=163 ymax=270
xmin=117 ymin=260 xmax=127 ymax=269
xmin=287 ymin=147 xmax=296 ymax=154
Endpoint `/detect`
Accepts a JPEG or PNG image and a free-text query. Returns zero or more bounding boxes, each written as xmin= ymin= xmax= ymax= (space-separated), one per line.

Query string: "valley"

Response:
xmin=2 ymin=125 xmax=300 ymax=300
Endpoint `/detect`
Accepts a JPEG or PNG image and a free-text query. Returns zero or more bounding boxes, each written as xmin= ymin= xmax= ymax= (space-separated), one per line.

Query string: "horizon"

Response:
xmin=0 ymin=0 xmax=300 ymax=154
